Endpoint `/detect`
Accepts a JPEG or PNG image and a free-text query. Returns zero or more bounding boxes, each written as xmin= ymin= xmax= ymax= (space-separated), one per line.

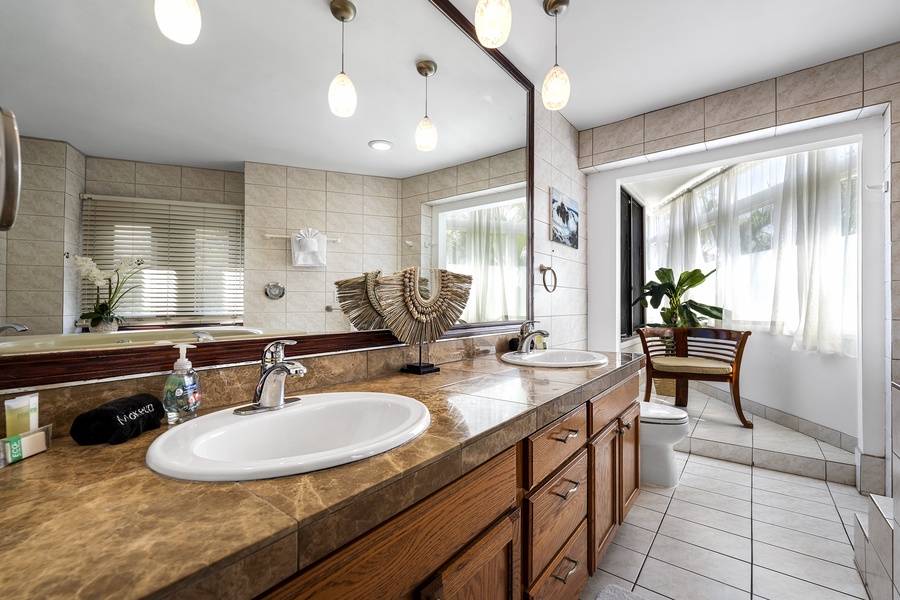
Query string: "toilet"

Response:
xmin=639 ymin=402 xmax=691 ymax=488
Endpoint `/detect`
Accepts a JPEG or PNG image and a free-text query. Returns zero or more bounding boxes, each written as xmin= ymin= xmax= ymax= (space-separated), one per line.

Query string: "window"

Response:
xmin=434 ymin=189 xmax=527 ymax=323
xmin=620 ymin=188 xmax=645 ymax=337
xmin=81 ymin=196 xmax=244 ymax=326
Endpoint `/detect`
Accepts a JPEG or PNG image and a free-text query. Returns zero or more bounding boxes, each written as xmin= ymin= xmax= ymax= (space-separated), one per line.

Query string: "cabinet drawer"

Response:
xmin=526 ymin=448 xmax=588 ymax=584
xmin=589 ymin=374 xmax=638 ymax=436
xmin=524 ymin=405 xmax=587 ymax=489
xmin=527 ymin=520 xmax=589 ymax=600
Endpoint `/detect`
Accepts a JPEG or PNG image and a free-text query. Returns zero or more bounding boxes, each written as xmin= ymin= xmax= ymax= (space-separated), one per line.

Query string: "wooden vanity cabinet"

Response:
xmin=261 ymin=447 xmax=518 ymax=599
xmin=587 ymin=374 xmax=641 ymax=572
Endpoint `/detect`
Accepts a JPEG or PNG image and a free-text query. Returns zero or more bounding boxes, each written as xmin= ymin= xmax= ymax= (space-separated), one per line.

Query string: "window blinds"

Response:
xmin=81 ymin=195 xmax=244 ymax=325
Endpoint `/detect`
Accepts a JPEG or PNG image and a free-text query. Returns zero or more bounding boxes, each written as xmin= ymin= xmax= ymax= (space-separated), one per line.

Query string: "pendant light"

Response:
xmin=154 ymin=0 xmax=201 ymax=45
xmin=328 ymin=0 xmax=357 ymax=118
xmin=541 ymin=0 xmax=570 ymax=111
xmin=474 ymin=0 xmax=512 ymax=49
xmin=415 ymin=60 xmax=438 ymax=152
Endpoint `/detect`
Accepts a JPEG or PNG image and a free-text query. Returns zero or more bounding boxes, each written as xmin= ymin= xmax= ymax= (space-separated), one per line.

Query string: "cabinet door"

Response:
xmin=589 ymin=421 xmax=619 ymax=572
xmin=527 ymin=520 xmax=589 ymax=600
xmin=618 ymin=402 xmax=641 ymax=520
xmin=419 ymin=509 xmax=521 ymax=600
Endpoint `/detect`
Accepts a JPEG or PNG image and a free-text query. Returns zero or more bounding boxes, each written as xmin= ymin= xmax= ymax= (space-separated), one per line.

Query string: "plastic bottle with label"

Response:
xmin=162 ymin=343 xmax=201 ymax=425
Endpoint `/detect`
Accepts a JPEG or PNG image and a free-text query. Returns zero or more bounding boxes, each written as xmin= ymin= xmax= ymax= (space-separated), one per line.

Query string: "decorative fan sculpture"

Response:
xmin=334 ymin=270 xmax=386 ymax=331
xmin=375 ymin=266 xmax=472 ymax=343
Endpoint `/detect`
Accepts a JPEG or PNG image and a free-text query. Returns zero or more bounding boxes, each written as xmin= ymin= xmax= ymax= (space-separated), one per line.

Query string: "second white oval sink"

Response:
xmin=146 ymin=392 xmax=430 ymax=481
xmin=500 ymin=349 xmax=609 ymax=368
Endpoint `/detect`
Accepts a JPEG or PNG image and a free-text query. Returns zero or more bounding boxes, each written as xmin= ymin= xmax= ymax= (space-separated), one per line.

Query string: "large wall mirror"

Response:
xmin=0 ymin=0 xmax=533 ymax=386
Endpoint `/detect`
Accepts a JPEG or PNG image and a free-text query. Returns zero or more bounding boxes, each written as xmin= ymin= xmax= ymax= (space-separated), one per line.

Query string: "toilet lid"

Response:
xmin=640 ymin=403 xmax=689 ymax=425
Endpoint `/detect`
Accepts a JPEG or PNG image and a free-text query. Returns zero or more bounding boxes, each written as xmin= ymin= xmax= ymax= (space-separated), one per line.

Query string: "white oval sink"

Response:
xmin=500 ymin=349 xmax=609 ymax=368
xmin=146 ymin=392 xmax=430 ymax=481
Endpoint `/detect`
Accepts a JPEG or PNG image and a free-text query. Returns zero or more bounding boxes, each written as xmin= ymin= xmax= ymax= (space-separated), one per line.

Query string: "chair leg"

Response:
xmin=674 ymin=380 xmax=688 ymax=408
xmin=643 ymin=369 xmax=652 ymax=402
xmin=730 ymin=379 xmax=753 ymax=429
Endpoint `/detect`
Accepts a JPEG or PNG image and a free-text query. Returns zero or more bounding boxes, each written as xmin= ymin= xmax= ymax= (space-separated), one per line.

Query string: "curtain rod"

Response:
xmin=653 ymin=164 xmax=733 ymax=212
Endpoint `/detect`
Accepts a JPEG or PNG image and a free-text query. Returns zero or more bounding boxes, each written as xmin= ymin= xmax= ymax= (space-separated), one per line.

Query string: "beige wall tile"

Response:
xmin=65 ymin=169 xmax=84 ymax=198
xmin=85 ymin=157 xmax=135 ymax=183
xmin=66 ymin=144 xmax=85 ymax=179
xmin=224 ymin=192 xmax=244 ymax=206
xmin=645 ymin=100 xmax=704 ymax=141
xmin=458 ymin=158 xmax=491 ymax=185
xmin=245 ymin=184 xmax=287 ymax=208
xmin=777 ymin=55 xmax=862 ymax=109
xmin=644 ymin=130 xmax=706 ymax=155
xmin=592 ymin=115 xmax=644 ymax=155
xmin=287 ymin=167 xmax=326 ymax=191
xmin=286 ymin=209 xmax=327 ymax=233
xmin=135 ymin=163 xmax=181 ymax=187
xmin=591 ymin=145 xmax=646 ymax=167
xmin=491 ymin=173 xmax=526 ymax=188
xmin=224 ymin=171 xmax=244 ymax=193
xmin=245 ymin=162 xmax=287 ymax=187
xmin=864 ymin=43 xmax=900 ymax=90
xmin=490 ymin=148 xmax=526 ymax=179
xmin=134 ymin=184 xmax=181 ymax=201
xmin=21 ymin=138 xmax=67 ymax=167
xmin=776 ymin=93 xmax=862 ymax=125
xmin=364 ymin=215 xmax=399 ymax=237
xmin=864 ymin=83 xmax=900 ymax=123
xmin=401 ymin=174 xmax=428 ymax=198
xmin=551 ymin=110 xmax=578 ymax=153
xmin=326 ymin=171 xmax=363 ymax=194
xmin=705 ymin=113 xmax=777 ymax=142
xmin=244 ymin=206 xmax=287 ymax=228
xmin=326 ymin=211 xmax=363 ymax=234
xmin=17 ymin=189 xmax=64 ymax=217
xmin=7 ymin=265 xmax=63 ymax=291
xmin=287 ymin=188 xmax=326 ymax=212
xmin=362 ymin=176 xmax=398 ymax=198
xmin=326 ymin=192 xmax=363 ymax=215
xmin=6 ymin=290 xmax=62 ymax=317
xmin=22 ymin=164 xmax=66 ymax=192
xmin=578 ymin=129 xmax=592 ymax=159
xmin=429 ymin=166 xmax=458 ymax=192
xmin=181 ymin=188 xmax=225 ymax=203
xmin=7 ymin=240 xmax=63 ymax=266
xmin=182 ymin=167 xmax=224 ymax=191
xmin=7 ymin=214 xmax=65 ymax=242
xmin=705 ymin=80 xmax=775 ymax=127
xmin=458 ymin=181 xmax=490 ymax=195
xmin=364 ymin=196 xmax=399 ymax=218
xmin=84 ymin=180 xmax=135 ymax=196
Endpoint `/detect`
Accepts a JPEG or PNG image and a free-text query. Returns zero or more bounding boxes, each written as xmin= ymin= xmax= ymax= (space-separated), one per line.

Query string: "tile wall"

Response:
xmin=243 ymin=162 xmax=401 ymax=334
xmin=575 ymin=41 xmax=900 ymax=598
xmin=533 ymin=97 xmax=588 ymax=350
xmin=3 ymin=138 xmax=84 ymax=334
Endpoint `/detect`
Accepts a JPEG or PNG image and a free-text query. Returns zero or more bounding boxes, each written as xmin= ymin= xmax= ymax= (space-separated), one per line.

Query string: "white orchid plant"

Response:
xmin=71 ymin=255 xmax=145 ymax=327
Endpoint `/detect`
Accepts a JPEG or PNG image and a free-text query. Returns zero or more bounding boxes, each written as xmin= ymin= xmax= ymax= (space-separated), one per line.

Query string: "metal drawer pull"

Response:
xmin=550 ymin=428 xmax=579 ymax=443
xmin=617 ymin=422 xmax=633 ymax=435
xmin=552 ymin=479 xmax=580 ymax=500
xmin=553 ymin=557 xmax=579 ymax=584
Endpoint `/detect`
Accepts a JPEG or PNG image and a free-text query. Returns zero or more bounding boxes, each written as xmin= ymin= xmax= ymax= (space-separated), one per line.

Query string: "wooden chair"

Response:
xmin=635 ymin=327 xmax=753 ymax=428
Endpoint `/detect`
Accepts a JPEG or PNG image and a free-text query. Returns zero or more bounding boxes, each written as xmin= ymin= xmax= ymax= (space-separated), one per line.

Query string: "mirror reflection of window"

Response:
xmin=433 ymin=188 xmax=527 ymax=323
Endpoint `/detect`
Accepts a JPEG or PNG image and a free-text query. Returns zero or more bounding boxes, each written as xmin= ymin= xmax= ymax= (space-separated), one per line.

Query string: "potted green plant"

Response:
xmin=633 ymin=267 xmax=723 ymax=396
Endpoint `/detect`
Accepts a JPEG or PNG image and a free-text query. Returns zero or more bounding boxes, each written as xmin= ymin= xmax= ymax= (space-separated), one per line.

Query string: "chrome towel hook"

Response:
xmin=539 ymin=264 xmax=557 ymax=293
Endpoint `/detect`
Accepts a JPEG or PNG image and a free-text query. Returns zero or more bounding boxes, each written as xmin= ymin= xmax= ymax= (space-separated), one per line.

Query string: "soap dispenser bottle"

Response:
xmin=163 ymin=343 xmax=201 ymax=425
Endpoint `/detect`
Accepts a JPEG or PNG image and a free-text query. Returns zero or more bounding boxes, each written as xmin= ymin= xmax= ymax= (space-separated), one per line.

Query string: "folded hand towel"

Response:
xmin=69 ymin=393 xmax=165 ymax=446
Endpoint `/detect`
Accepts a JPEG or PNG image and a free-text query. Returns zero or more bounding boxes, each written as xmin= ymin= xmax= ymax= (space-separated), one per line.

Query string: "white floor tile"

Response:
xmin=635 ymin=489 xmax=673 ymax=513
xmin=632 ymin=586 xmax=672 ymax=600
xmin=751 ymin=503 xmax=849 ymax=543
xmin=683 ymin=461 xmax=752 ymax=487
xmin=611 ymin=522 xmax=656 ymax=555
xmin=598 ymin=543 xmax=647 ymax=583
xmin=658 ymin=514 xmax=751 ymax=561
xmin=752 ymin=488 xmax=841 ymax=521
xmin=665 ymin=498 xmax=751 ymax=538
xmin=752 ymin=541 xmax=868 ymax=597
xmin=580 ymin=570 xmax=634 ymax=600
xmin=623 ymin=505 xmax=665 ymax=533
xmin=752 ymin=521 xmax=856 ymax=568
xmin=673 ymin=486 xmax=752 ymax=518
xmin=678 ymin=472 xmax=752 ymax=501
xmin=688 ymin=453 xmax=752 ymax=474
xmin=751 ymin=474 xmax=835 ymax=504
xmin=636 ymin=557 xmax=749 ymax=600
xmin=648 ymin=534 xmax=750 ymax=591
xmin=752 ymin=565 xmax=867 ymax=600
xmin=753 ymin=465 xmax=830 ymax=489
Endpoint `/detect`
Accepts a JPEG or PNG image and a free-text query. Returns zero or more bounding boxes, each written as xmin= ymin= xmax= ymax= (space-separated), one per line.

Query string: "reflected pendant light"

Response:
xmin=474 ymin=0 xmax=512 ymax=49
xmin=415 ymin=60 xmax=438 ymax=152
xmin=541 ymin=0 xmax=570 ymax=111
xmin=154 ymin=0 xmax=201 ymax=45
xmin=328 ymin=0 xmax=358 ymax=118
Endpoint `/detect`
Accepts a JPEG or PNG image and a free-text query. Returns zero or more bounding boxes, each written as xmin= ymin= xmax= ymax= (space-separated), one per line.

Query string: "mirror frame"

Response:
xmin=0 ymin=0 xmax=535 ymax=390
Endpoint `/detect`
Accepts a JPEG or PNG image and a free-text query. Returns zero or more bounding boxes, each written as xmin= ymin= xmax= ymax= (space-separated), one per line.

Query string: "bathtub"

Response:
xmin=0 ymin=327 xmax=302 ymax=356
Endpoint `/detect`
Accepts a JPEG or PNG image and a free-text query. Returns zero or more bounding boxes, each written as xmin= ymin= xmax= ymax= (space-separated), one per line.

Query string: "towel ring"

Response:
xmin=539 ymin=264 xmax=557 ymax=293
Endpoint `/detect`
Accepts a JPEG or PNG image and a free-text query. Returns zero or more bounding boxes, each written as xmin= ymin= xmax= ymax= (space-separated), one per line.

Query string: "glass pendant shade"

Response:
xmin=154 ymin=0 xmax=202 ymax=45
xmin=328 ymin=72 xmax=357 ymax=118
xmin=542 ymin=64 xmax=570 ymax=111
xmin=474 ymin=0 xmax=512 ymax=49
xmin=415 ymin=116 xmax=437 ymax=152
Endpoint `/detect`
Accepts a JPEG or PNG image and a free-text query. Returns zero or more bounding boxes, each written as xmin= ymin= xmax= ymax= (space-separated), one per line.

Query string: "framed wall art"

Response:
xmin=550 ymin=187 xmax=578 ymax=249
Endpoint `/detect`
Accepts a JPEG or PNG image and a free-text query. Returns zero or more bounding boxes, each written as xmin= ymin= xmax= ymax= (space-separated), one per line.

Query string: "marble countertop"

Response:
xmin=0 ymin=351 xmax=642 ymax=599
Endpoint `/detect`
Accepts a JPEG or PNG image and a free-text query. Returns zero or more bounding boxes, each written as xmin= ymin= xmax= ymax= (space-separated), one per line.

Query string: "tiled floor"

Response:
xmin=581 ymin=452 xmax=869 ymax=600
xmin=652 ymin=387 xmax=856 ymax=485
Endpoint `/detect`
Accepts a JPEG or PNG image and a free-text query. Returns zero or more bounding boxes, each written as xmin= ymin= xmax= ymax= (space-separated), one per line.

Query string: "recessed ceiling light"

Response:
xmin=368 ymin=140 xmax=393 ymax=151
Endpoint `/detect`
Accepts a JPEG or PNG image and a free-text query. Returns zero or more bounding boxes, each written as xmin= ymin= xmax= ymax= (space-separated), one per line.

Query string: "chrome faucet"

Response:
xmin=192 ymin=331 xmax=215 ymax=342
xmin=515 ymin=320 xmax=549 ymax=355
xmin=234 ymin=340 xmax=307 ymax=415
xmin=0 ymin=323 xmax=28 ymax=334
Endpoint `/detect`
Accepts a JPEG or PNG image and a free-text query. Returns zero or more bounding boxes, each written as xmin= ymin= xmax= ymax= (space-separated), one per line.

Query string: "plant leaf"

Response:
xmin=684 ymin=299 xmax=724 ymax=320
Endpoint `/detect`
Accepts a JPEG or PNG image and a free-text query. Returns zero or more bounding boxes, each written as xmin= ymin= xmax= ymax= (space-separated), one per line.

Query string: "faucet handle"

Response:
xmin=519 ymin=320 xmax=538 ymax=335
xmin=262 ymin=339 xmax=297 ymax=364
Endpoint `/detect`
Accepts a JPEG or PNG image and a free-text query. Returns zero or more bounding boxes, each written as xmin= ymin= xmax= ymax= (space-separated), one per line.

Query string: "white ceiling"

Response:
xmin=3 ymin=1 xmax=899 ymax=181
xmin=0 ymin=1 xmax=525 ymax=178
xmin=450 ymin=0 xmax=900 ymax=130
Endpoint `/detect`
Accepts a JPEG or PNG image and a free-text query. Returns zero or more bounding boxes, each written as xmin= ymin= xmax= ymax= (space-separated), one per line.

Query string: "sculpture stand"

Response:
xmin=401 ymin=322 xmax=439 ymax=375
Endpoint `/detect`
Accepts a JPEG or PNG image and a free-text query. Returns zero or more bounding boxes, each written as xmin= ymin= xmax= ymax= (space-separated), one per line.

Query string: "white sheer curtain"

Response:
xmin=648 ymin=143 xmax=858 ymax=356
